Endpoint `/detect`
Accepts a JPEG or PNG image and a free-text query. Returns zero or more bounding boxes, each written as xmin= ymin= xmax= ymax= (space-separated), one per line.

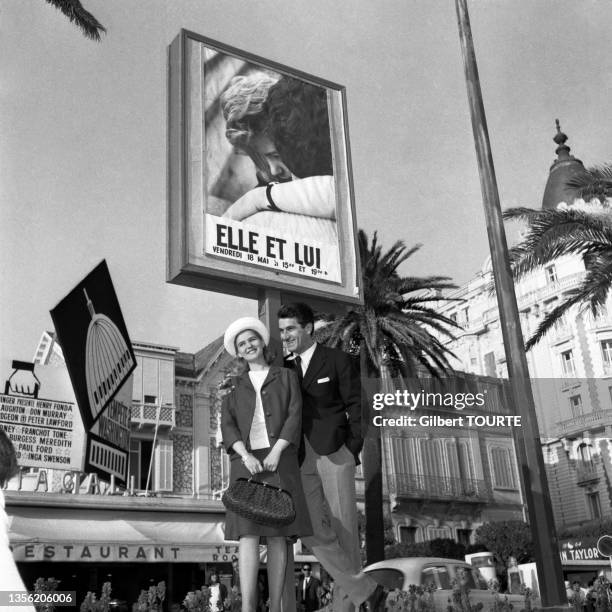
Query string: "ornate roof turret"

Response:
xmin=541 ymin=120 xmax=586 ymax=209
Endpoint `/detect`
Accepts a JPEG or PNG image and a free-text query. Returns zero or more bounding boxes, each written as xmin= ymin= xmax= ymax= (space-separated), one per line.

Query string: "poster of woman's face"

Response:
xmin=168 ymin=30 xmax=362 ymax=305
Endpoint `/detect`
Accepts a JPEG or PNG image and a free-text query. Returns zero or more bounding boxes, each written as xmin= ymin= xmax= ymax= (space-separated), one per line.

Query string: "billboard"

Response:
xmin=167 ymin=30 xmax=362 ymax=305
xmin=50 ymin=261 xmax=134 ymax=482
xmin=0 ymin=393 xmax=80 ymax=470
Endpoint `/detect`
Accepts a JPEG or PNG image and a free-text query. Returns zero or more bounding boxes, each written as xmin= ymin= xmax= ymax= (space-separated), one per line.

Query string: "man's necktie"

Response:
xmin=294 ymin=355 xmax=303 ymax=385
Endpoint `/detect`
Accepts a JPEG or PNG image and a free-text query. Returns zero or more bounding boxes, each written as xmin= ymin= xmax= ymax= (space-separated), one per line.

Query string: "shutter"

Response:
xmin=154 ymin=438 xmax=173 ymax=492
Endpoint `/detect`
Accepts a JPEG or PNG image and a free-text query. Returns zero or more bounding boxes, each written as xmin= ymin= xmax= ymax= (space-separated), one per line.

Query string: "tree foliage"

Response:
xmin=474 ymin=520 xmax=534 ymax=566
xmin=385 ymin=538 xmax=466 ymax=561
xmin=316 ymin=229 xmax=459 ymax=564
xmin=44 ymin=0 xmax=106 ymax=41
xmin=503 ymin=203 xmax=612 ymax=349
xmin=316 ymin=229 xmax=460 ymax=378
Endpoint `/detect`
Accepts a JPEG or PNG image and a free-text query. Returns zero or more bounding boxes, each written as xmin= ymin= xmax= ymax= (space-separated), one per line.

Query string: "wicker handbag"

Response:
xmin=222 ymin=475 xmax=296 ymax=527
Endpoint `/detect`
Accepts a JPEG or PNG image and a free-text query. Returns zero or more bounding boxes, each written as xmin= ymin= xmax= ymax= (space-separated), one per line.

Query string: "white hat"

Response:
xmin=223 ymin=317 xmax=270 ymax=357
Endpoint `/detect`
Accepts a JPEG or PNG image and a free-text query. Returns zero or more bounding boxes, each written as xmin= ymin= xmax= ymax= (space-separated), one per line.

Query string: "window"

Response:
xmin=484 ymin=352 xmax=496 ymax=377
xmin=428 ymin=526 xmax=450 ymax=540
xmin=129 ymin=438 xmax=153 ymax=490
xmin=457 ymin=529 xmax=472 ymax=546
xmin=421 ymin=566 xmax=450 ymax=589
xmin=363 ymin=569 xmax=403 ymax=591
xmin=144 ymin=395 xmax=157 ymax=404
xmin=569 ymin=395 xmax=583 ymax=418
xmin=601 ymin=340 xmax=612 ymax=371
xmin=129 ymin=437 xmax=173 ymax=492
xmin=545 ymin=265 xmax=558 ymax=284
xmin=399 ymin=526 xmax=417 ymax=544
xmin=490 ymin=446 xmax=517 ymax=489
xmin=588 ymin=491 xmax=602 ymax=520
xmin=561 ymin=350 xmax=576 ymax=377
xmin=579 ymin=443 xmax=593 ymax=464
xmin=132 ymin=356 xmax=176 ymax=404
xmin=154 ymin=438 xmax=174 ymax=492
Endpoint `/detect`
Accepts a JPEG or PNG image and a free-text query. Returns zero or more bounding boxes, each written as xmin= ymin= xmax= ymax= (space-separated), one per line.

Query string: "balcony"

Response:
xmin=556 ymin=410 xmax=612 ymax=436
xmin=390 ymin=473 xmax=492 ymax=503
xmin=575 ymin=463 xmax=599 ymax=486
xmin=516 ymin=272 xmax=583 ymax=308
xmin=131 ymin=403 xmax=175 ymax=428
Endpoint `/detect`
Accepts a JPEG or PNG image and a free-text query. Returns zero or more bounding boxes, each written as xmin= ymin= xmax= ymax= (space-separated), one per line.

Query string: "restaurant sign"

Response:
xmin=11 ymin=543 xmax=239 ymax=563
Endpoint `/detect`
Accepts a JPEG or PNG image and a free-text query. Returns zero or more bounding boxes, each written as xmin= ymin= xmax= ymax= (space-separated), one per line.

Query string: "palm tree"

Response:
xmin=503 ymin=204 xmax=612 ymax=349
xmin=316 ymin=229 xmax=459 ymax=563
xmin=44 ymin=0 xmax=106 ymax=41
xmin=567 ymin=164 xmax=612 ymax=203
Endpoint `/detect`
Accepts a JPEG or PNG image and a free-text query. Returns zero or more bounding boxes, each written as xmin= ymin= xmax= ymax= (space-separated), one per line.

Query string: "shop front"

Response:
xmin=560 ymin=538 xmax=612 ymax=586
xmin=6 ymin=492 xmax=232 ymax=607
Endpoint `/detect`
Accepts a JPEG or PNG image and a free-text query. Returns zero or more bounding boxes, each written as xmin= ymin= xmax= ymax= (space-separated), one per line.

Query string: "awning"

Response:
xmin=8 ymin=505 xmax=233 ymax=563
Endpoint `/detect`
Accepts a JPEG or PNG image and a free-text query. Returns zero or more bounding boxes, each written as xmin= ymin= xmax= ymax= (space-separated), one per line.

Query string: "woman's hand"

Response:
xmin=263 ymin=447 xmax=282 ymax=472
xmin=241 ymin=453 xmax=263 ymax=475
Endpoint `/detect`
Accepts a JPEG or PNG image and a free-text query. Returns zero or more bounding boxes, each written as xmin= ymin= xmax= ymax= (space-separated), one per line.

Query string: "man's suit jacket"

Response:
xmin=298 ymin=575 xmax=321 ymax=612
xmin=286 ymin=344 xmax=363 ymax=462
xmin=221 ymin=366 xmax=302 ymax=454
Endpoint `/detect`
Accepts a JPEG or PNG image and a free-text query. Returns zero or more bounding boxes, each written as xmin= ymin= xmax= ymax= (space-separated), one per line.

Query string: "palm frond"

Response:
xmin=45 ymin=0 xmax=106 ymax=41
xmin=324 ymin=230 xmax=459 ymax=379
xmin=566 ymin=165 xmax=612 ymax=202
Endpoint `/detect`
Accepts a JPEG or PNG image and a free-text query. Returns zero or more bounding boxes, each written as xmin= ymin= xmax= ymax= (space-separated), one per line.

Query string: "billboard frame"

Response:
xmin=167 ymin=29 xmax=363 ymax=306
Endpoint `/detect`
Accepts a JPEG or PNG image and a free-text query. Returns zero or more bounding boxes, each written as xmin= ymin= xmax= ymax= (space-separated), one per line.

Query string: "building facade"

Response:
xmin=430 ymin=127 xmax=612 ymax=579
xmin=5 ymin=338 xmax=230 ymax=606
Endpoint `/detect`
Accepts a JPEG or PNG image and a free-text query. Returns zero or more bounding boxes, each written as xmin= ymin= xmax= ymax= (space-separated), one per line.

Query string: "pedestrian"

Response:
xmin=221 ymin=317 xmax=312 ymax=612
xmin=297 ymin=564 xmax=320 ymax=612
xmin=207 ymin=568 xmax=228 ymax=611
xmin=278 ymin=303 xmax=385 ymax=612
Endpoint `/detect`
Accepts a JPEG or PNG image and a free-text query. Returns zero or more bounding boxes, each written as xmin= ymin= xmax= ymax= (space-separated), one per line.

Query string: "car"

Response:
xmin=363 ymin=557 xmax=529 ymax=611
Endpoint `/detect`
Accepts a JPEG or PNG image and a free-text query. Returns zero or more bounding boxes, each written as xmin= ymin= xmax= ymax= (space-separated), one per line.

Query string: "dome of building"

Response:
xmin=541 ymin=120 xmax=586 ymax=210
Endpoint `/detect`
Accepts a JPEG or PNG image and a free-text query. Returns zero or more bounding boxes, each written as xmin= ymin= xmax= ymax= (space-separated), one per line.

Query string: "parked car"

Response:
xmin=363 ymin=557 xmax=529 ymax=611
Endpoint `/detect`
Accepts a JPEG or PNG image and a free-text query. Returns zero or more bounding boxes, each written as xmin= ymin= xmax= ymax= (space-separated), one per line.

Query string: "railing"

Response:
xmin=556 ymin=411 xmax=611 ymax=435
xmin=575 ymin=464 xmax=599 ymax=485
xmin=389 ymin=473 xmax=493 ymax=503
xmin=516 ymin=272 xmax=583 ymax=307
xmin=131 ymin=403 xmax=175 ymax=427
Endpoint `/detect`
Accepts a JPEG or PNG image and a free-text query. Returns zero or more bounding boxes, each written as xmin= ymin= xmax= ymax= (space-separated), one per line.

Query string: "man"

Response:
xmin=230 ymin=555 xmax=240 ymax=591
xmin=207 ymin=568 xmax=228 ymax=611
xmin=278 ymin=303 xmax=385 ymax=612
xmin=298 ymin=564 xmax=321 ymax=612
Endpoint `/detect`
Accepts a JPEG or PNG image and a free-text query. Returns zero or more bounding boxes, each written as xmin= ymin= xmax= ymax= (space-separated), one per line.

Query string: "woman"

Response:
xmin=221 ymin=317 xmax=312 ymax=612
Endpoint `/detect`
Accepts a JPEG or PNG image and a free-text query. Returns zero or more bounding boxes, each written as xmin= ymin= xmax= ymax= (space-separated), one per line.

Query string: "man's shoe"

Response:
xmin=364 ymin=584 xmax=385 ymax=612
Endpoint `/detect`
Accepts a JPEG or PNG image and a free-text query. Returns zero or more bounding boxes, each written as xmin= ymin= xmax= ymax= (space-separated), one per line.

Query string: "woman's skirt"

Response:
xmin=224 ymin=446 xmax=312 ymax=541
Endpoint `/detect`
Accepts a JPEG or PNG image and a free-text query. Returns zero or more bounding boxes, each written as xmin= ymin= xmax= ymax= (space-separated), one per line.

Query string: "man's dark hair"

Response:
xmin=278 ymin=303 xmax=315 ymax=330
xmin=264 ymin=76 xmax=333 ymax=178
xmin=0 ymin=427 xmax=18 ymax=488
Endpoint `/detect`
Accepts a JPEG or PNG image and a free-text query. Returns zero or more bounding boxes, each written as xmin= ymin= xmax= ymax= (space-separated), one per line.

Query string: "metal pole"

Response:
xmin=258 ymin=288 xmax=296 ymax=612
xmin=455 ymin=0 xmax=566 ymax=604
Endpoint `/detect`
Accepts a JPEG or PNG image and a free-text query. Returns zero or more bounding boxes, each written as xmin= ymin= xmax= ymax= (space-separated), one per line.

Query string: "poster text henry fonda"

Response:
xmin=370 ymin=389 xmax=522 ymax=429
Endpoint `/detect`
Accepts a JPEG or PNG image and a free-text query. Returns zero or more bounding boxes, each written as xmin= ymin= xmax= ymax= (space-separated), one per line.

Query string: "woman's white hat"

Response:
xmin=223 ymin=316 xmax=270 ymax=357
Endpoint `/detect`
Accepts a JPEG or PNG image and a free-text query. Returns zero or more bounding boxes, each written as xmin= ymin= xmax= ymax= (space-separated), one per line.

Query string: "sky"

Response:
xmin=2 ymin=0 xmax=612 ymax=376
